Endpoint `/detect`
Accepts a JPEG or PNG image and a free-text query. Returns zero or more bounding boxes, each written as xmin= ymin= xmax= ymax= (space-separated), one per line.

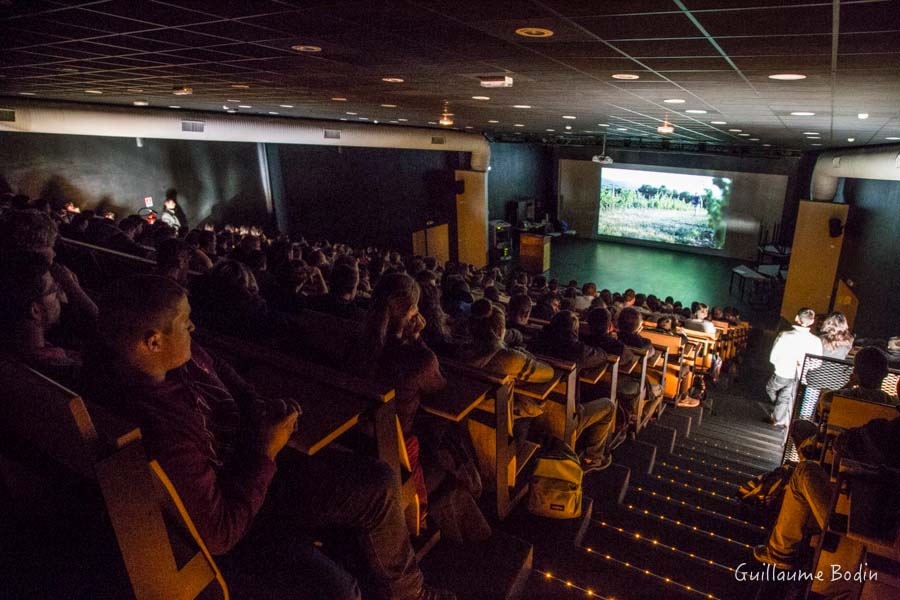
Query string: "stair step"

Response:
xmin=420 ymin=530 xmax=533 ymax=600
xmin=523 ymin=544 xmax=701 ymax=600
xmin=658 ymin=410 xmax=692 ymax=439
xmin=668 ymin=404 xmax=704 ymax=428
xmin=656 ymin=454 xmax=753 ymax=487
xmin=652 ymin=460 xmax=742 ymax=497
xmin=499 ymin=496 xmax=595 ymax=551
xmin=638 ymin=422 xmax=677 ymax=454
xmin=584 ymin=463 xmax=630 ymax=506
xmin=688 ymin=430 xmax=784 ymax=463
xmin=696 ymin=418 xmax=787 ymax=447
xmin=581 ymin=519 xmax=758 ymax=600
xmin=623 ymin=485 xmax=770 ymax=545
xmin=591 ymin=501 xmax=755 ymax=566
xmin=674 ymin=440 xmax=776 ymax=473
xmin=614 ymin=438 xmax=656 ymax=475
xmin=629 ymin=472 xmax=759 ymax=522
xmin=666 ymin=450 xmax=761 ymax=482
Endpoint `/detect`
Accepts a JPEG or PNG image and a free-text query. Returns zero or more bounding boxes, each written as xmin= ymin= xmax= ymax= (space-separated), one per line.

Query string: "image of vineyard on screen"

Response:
xmin=598 ymin=168 xmax=731 ymax=249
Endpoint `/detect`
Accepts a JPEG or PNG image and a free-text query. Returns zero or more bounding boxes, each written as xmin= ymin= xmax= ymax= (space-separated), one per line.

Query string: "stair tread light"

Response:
xmin=685 ymin=109 xmax=707 ymax=114
xmin=791 ymin=111 xmax=815 ymax=116
xmin=515 ymin=27 xmax=554 ymax=38
xmin=612 ymin=73 xmax=640 ymax=80
xmin=382 ymin=77 xmax=404 ymax=83
xmin=664 ymin=99 xmax=685 ymax=104
xmin=291 ymin=44 xmax=321 ymax=52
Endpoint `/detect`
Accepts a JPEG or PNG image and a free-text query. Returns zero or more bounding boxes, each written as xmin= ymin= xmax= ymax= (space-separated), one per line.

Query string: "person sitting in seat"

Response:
xmin=416 ymin=272 xmax=457 ymax=357
xmin=816 ymin=346 xmax=897 ymax=421
xmin=504 ymin=293 xmax=535 ymax=348
xmin=527 ymin=311 xmax=617 ymax=471
xmin=154 ymin=238 xmax=193 ymax=286
xmin=682 ymin=303 xmax=716 ymax=336
xmin=574 ymin=282 xmax=597 ymax=311
xmin=616 ymin=308 xmax=656 ymax=358
xmin=0 ymin=252 xmax=80 ymax=387
xmin=753 ymin=414 xmax=900 ymax=578
xmin=304 ymin=263 xmax=367 ymax=322
xmin=83 ymin=274 xmax=454 ymax=600
xmin=582 ymin=307 xmax=636 ymax=369
xmin=530 ymin=291 xmax=560 ymax=322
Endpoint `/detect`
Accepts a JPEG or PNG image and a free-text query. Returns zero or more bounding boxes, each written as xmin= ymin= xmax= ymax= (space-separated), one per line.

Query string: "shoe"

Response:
xmin=675 ymin=397 xmax=701 ymax=408
xmin=418 ymin=585 xmax=457 ymax=600
xmin=752 ymin=545 xmax=794 ymax=570
xmin=582 ymin=453 xmax=613 ymax=473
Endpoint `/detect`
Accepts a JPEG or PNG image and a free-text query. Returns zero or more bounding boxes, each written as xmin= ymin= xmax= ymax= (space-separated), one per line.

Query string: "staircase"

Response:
xmin=513 ymin=372 xmax=788 ymax=600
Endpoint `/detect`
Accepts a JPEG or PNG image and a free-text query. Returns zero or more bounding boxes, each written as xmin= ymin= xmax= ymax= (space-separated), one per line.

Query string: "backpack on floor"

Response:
xmin=528 ymin=439 xmax=583 ymax=519
xmin=737 ymin=463 xmax=795 ymax=508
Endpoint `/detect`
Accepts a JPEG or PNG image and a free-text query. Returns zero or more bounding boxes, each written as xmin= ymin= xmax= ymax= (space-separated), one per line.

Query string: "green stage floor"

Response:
xmin=546 ymin=237 xmax=780 ymax=328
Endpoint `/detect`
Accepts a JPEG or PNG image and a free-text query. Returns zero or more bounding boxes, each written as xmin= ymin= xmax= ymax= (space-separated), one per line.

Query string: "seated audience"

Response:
xmin=818 ymin=312 xmax=855 ymax=360
xmin=682 ymin=303 xmax=716 ymax=336
xmin=416 ymin=272 xmax=457 ymax=357
xmin=574 ymin=282 xmax=597 ymax=311
xmin=0 ymin=252 xmax=80 ymax=386
xmin=505 ymin=293 xmax=535 ymax=348
xmin=304 ymin=263 xmax=366 ymax=321
xmin=154 ymin=237 xmax=192 ymax=286
xmin=530 ymin=291 xmax=560 ymax=322
xmin=754 ymin=414 xmax=900 ymax=572
xmin=817 ymin=346 xmax=897 ymax=420
xmin=83 ymin=274 xmax=453 ymax=600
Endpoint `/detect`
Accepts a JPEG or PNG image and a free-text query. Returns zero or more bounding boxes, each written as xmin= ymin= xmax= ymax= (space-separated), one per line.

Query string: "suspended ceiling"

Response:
xmin=1 ymin=0 xmax=899 ymax=151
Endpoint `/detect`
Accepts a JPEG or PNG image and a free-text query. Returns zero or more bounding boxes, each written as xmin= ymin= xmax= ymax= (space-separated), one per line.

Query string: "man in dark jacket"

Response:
xmin=83 ymin=274 xmax=453 ymax=600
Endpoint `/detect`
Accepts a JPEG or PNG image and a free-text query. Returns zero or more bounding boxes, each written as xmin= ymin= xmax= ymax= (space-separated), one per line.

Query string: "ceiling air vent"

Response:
xmin=431 ymin=136 xmax=446 ymax=145
xmin=181 ymin=120 xmax=204 ymax=133
xmin=0 ymin=108 xmax=15 ymax=122
xmin=324 ymin=129 xmax=341 ymax=140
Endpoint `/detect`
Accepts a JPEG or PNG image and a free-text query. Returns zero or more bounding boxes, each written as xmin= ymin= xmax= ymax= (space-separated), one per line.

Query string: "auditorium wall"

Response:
xmin=0 ymin=131 xmax=267 ymax=227
xmin=487 ymin=142 xmax=554 ymax=222
xmin=835 ymin=177 xmax=900 ymax=338
xmin=268 ymin=144 xmax=466 ymax=253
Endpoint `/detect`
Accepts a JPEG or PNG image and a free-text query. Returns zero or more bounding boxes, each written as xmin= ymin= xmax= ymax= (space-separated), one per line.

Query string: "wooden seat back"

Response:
xmin=96 ymin=442 xmax=229 ymax=600
xmin=827 ymin=395 xmax=899 ymax=434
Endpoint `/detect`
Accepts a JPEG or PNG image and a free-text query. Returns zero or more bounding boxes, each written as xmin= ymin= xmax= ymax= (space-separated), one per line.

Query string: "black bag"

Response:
xmin=737 ymin=463 xmax=795 ymax=508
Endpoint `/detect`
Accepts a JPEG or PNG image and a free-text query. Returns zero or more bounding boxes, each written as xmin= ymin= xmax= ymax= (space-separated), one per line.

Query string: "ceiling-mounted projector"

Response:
xmin=592 ymin=155 xmax=614 ymax=165
xmin=478 ymin=75 xmax=513 ymax=88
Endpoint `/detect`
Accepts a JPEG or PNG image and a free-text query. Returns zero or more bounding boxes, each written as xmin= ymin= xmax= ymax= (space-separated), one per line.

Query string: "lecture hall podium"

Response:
xmin=519 ymin=232 xmax=551 ymax=273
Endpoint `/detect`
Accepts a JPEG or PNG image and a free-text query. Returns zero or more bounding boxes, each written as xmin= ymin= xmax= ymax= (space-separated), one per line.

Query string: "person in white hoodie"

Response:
xmin=764 ymin=308 xmax=823 ymax=429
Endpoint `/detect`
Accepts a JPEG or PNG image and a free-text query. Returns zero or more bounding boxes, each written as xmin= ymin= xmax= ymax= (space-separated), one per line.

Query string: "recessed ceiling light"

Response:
xmin=279 ymin=104 xmax=293 ymax=108
xmin=231 ymin=84 xmax=250 ymax=89
xmin=382 ymin=77 xmax=404 ymax=83
xmin=515 ymin=27 xmax=554 ymax=38
xmin=269 ymin=111 xmax=279 ymax=115
xmin=597 ymin=123 xmax=609 ymax=127
xmin=513 ymin=123 xmax=525 ymax=127
xmin=340 ymin=118 xmax=347 ymax=121
xmin=472 ymin=96 xmax=490 ymax=101
xmin=169 ymin=105 xmax=181 ymax=109
xmin=346 ymin=111 xmax=357 ymax=115
xmin=238 ymin=105 xmax=252 ymax=108
xmin=513 ymin=105 xmax=531 ymax=109
xmin=749 ymin=138 xmax=760 ymax=141
xmin=389 ymin=120 xmax=398 ymax=123
xmin=685 ymin=109 xmax=707 ymax=114
xmin=664 ymin=99 xmax=685 ymax=104
xmin=738 ymin=133 xmax=750 ymax=136
xmin=18 ymin=92 xmax=36 ymax=96
xmin=133 ymin=100 xmax=149 ymax=106
xmin=126 ymin=88 xmax=144 ymax=93
xmin=803 ymin=132 xmax=819 ymax=135
xmin=810 ymin=143 xmax=822 ymax=146
xmin=769 ymin=73 xmax=807 ymax=80
xmin=612 ymin=74 xmax=640 ymax=80
xmin=565 ymin=125 xmax=572 ymax=130
xmin=398 ymin=118 xmax=408 ymax=122
xmin=546 ymin=128 xmax=555 ymax=132
xmin=790 ymin=111 xmax=815 ymax=116
xmin=428 ymin=121 xmax=437 ymax=125
xmin=331 ymin=97 xmax=348 ymax=101
xmin=728 ymin=128 xmax=742 ymax=132
xmin=488 ymin=119 xmax=499 ymax=123
xmin=359 ymin=117 xmax=368 ymax=120
xmin=380 ymin=103 xmax=397 ymax=108
xmin=291 ymin=44 xmax=321 ymax=53
xmin=562 ymin=115 xmax=576 ymax=119
xmin=227 ymin=99 xmax=240 ymax=103
xmin=711 ymin=121 xmax=727 ymax=125
xmin=617 ymin=127 xmax=628 ymax=131
xmin=857 ymin=113 xmax=869 ymax=119
xmin=465 ymin=125 xmax=473 ymax=129
xmin=763 ymin=143 xmax=772 ymax=147
xmin=886 ymin=137 xmax=900 ymax=140
xmin=226 ymin=109 xmax=237 ymax=114
xmin=847 ymin=137 xmax=855 ymax=142
xmin=84 ymin=89 xmax=103 ymax=94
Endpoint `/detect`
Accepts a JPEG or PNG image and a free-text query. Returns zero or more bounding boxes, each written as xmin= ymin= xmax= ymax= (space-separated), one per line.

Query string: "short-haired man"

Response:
xmin=0 ymin=252 xmax=79 ymax=386
xmin=765 ymin=308 xmax=823 ymax=429
xmin=817 ymin=346 xmax=897 ymax=420
xmin=83 ymin=275 xmax=453 ymax=600
xmin=304 ymin=263 xmax=366 ymax=321
xmin=504 ymin=293 xmax=534 ymax=348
